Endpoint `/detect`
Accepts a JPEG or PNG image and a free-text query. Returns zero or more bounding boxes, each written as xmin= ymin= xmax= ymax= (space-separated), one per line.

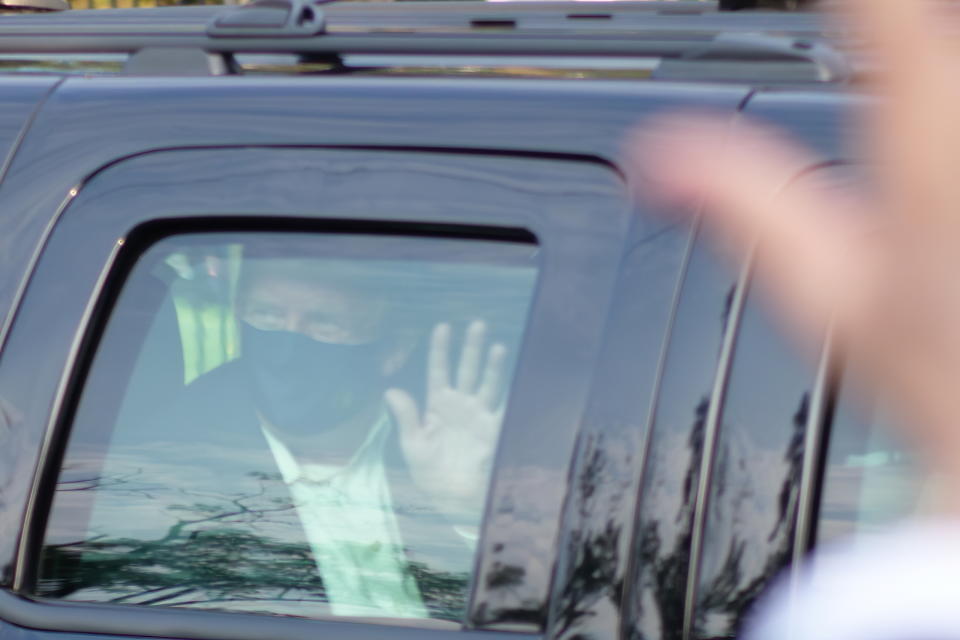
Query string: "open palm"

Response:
xmin=385 ymin=320 xmax=506 ymax=515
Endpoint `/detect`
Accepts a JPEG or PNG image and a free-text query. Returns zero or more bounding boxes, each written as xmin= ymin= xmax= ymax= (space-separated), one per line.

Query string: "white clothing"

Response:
xmin=262 ymin=414 xmax=428 ymax=619
xmin=744 ymin=519 xmax=960 ymax=640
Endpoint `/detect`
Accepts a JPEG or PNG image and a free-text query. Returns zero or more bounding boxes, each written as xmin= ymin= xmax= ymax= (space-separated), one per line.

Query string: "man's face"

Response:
xmin=238 ymin=269 xmax=386 ymax=346
xmin=235 ymin=263 xmax=395 ymax=433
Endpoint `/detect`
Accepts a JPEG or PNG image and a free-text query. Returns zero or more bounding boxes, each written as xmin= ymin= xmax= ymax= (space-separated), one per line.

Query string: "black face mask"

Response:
xmin=240 ymin=322 xmax=386 ymax=435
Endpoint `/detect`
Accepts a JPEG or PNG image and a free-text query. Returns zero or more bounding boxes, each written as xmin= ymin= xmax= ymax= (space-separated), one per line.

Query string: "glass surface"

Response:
xmin=817 ymin=381 xmax=928 ymax=545
xmin=38 ymin=232 xmax=538 ymax=626
xmin=627 ymin=235 xmax=738 ymax=640
xmin=691 ymin=289 xmax=818 ymax=640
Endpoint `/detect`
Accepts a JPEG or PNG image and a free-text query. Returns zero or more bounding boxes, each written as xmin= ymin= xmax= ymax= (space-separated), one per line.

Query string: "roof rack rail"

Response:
xmin=0 ymin=1 xmax=829 ymax=41
xmin=0 ymin=0 xmax=848 ymax=81
xmin=653 ymin=32 xmax=848 ymax=82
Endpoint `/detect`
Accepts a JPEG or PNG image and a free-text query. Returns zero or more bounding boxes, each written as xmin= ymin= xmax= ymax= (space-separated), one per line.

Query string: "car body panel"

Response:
xmin=0 ymin=77 xmax=59 ymax=185
xmin=0 ymin=8 xmax=870 ymax=640
xmin=0 ymin=146 xmax=672 ymax=637
xmin=0 ymin=77 xmax=749 ymax=346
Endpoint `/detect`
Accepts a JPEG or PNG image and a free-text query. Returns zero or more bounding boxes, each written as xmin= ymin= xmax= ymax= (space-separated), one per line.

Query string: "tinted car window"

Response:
xmin=627 ymin=234 xmax=738 ymax=640
xmin=38 ymin=231 xmax=538 ymax=626
xmin=691 ymin=288 xmax=818 ymax=639
xmin=817 ymin=380 xmax=929 ymax=545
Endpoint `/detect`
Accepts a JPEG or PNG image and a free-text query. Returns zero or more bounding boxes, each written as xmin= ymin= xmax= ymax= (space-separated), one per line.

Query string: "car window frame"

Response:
xmin=0 ymin=145 xmax=634 ymax=640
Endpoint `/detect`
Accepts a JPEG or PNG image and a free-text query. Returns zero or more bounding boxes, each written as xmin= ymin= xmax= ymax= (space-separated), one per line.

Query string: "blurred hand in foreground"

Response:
xmin=629 ymin=0 xmax=960 ymax=513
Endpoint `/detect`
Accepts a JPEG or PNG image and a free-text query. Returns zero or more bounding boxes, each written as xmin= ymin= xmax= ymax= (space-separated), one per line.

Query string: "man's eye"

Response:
xmin=304 ymin=320 xmax=350 ymax=343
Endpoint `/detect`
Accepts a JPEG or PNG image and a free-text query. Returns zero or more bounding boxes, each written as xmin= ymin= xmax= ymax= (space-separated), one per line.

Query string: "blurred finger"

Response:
xmin=428 ymin=323 xmax=452 ymax=404
xmin=631 ymin=115 xmax=869 ymax=338
xmin=457 ymin=320 xmax=486 ymax=393
xmin=843 ymin=0 xmax=960 ymax=227
xmin=840 ymin=0 xmax=942 ymax=75
xmin=477 ymin=342 xmax=507 ymax=409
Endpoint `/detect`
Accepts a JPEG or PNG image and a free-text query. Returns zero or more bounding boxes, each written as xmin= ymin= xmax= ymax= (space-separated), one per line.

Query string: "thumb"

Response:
xmin=385 ymin=388 xmax=420 ymax=437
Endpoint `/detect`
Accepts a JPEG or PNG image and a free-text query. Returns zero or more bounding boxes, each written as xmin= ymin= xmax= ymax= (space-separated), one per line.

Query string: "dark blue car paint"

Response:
xmin=0 ymin=66 xmax=853 ymax=640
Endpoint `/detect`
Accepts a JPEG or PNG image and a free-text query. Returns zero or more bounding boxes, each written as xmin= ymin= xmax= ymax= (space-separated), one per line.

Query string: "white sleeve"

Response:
xmin=743 ymin=519 xmax=960 ymax=640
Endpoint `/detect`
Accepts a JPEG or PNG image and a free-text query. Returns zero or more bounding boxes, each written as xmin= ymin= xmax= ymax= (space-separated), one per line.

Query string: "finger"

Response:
xmin=840 ymin=0 xmax=943 ymax=78
xmin=477 ymin=342 xmax=508 ymax=409
xmin=843 ymin=0 xmax=960 ymax=227
xmin=427 ymin=323 xmax=452 ymax=405
xmin=385 ymin=388 xmax=422 ymax=437
xmin=456 ymin=320 xmax=486 ymax=392
xmin=629 ymin=115 xmax=870 ymax=340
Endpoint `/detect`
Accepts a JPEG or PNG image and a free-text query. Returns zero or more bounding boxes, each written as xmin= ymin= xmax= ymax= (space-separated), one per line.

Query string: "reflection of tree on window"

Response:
xmin=630 ymin=396 xmax=709 ymax=640
xmin=41 ymin=469 xmax=471 ymax=620
xmin=552 ymin=434 xmax=625 ymax=640
xmin=692 ymin=393 xmax=808 ymax=639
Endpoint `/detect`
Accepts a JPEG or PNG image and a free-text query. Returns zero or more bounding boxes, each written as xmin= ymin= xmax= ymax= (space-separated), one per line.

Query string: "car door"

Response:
xmin=0 ymin=145 xmax=649 ymax=640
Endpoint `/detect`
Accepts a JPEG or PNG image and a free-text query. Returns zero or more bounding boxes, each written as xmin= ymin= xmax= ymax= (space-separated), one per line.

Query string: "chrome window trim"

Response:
xmin=790 ymin=324 xmax=836 ymax=579
xmin=0 ymin=589 xmax=527 ymax=640
xmin=680 ymin=241 xmax=753 ymax=640
xmin=12 ymin=235 xmax=126 ymax=593
xmin=616 ymin=218 xmax=699 ymax=639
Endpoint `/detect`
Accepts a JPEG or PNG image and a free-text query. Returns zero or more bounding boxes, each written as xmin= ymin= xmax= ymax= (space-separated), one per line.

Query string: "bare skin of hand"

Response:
xmin=629 ymin=0 xmax=960 ymax=511
xmin=385 ymin=320 xmax=506 ymax=515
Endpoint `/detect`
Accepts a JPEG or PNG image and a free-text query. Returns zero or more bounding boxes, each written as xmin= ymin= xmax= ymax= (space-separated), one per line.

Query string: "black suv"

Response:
xmin=0 ymin=5 xmax=911 ymax=640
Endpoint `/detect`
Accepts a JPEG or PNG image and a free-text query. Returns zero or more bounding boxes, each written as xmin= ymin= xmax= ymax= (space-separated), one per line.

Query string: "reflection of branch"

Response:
xmin=486 ymin=561 xmax=525 ymax=602
xmin=110 ymin=585 xmax=183 ymax=604
xmin=57 ymin=468 xmax=150 ymax=497
xmin=768 ymin=393 xmax=807 ymax=542
xmin=139 ymin=587 xmax=197 ymax=606
xmin=157 ymin=594 xmax=328 ymax=607
xmin=691 ymin=393 xmax=811 ymax=638
xmin=161 ymin=474 xmax=295 ymax=542
xmin=42 ymin=467 xmax=470 ymax=624
xmin=629 ymin=396 xmax=712 ymax=640
xmin=553 ymin=434 xmax=628 ymax=639
xmin=554 ymin=519 xmax=620 ymax=638
xmin=39 ymin=469 xmax=315 ymax=604
xmin=44 ymin=534 xmax=107 ymax=549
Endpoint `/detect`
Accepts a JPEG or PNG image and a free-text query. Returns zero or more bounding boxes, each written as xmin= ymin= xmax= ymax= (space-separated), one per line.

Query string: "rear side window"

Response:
xmin=37 ymin=231 xmax=538 ymax=626
xmin=817 ymin=379 xmax=929 ymax=544
xmin=690 ymin=288 xmax=817 ymax=640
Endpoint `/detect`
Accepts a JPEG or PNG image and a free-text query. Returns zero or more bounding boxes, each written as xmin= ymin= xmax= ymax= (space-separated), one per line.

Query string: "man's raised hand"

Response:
xmin=385 ymin=320 xmax=506 ymax=514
